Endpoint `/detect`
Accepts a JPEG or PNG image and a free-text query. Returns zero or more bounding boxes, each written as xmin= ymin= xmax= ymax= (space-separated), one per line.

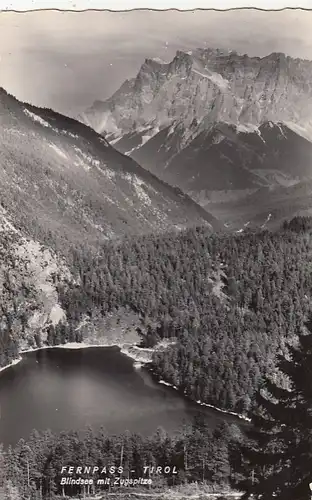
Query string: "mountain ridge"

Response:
xmin=0 ymin=85 xmax=222 ymax=251
xmin=80 ymin=47 xmax=312 ymax=141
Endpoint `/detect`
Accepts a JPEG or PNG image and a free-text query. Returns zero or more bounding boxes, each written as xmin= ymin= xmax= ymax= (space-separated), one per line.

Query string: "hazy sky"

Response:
xmin=0 ymin=9 xmax=312 ymax=117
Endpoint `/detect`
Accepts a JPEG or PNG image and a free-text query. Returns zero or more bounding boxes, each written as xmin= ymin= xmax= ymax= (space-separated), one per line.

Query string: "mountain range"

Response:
xmin=80 ymin=48 xmax=312 ymax=230
xmin=1 ymin=47 xmax=312 ymax=353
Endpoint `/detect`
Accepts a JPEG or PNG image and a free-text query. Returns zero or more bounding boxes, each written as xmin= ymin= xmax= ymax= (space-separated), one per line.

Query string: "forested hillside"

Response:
xmin=1 ymin=217 xmax=312 ymax=415
xmin=39 ymin=218 xmax=312 ymax=414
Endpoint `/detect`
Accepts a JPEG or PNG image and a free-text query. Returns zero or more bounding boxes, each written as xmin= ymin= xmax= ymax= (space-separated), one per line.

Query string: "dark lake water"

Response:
xmin=0 ymin=347 xmax=240 ymax=446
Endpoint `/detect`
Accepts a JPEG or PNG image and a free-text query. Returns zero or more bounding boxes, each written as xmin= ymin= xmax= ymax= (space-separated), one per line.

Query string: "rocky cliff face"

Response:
xmin=81 ymin=49 xmax=312 ymax=143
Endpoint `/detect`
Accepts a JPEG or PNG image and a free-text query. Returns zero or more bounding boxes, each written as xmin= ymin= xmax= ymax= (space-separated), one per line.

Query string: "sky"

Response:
xmin=0 ymin=9 xmax=312 ymax=117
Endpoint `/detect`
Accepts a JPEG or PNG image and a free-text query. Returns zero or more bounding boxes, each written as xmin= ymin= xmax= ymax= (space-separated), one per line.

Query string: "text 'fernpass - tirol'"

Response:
xmin=60 ymin=465 xmax=178 ymax=475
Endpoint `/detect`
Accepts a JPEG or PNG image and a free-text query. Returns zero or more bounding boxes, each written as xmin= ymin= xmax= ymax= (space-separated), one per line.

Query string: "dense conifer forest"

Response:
xmin=230 ymin=324 xmax=312 ymax=499
xmin=0 ymin=418 xmax=242 ymax=499
xmin=57 ymin=216 xmax=312 ymax=413
xmin=2 ymin=217 xmax=312 ymax=414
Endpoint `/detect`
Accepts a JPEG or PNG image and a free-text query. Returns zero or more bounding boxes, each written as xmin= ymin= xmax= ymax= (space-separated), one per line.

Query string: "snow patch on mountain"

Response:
xmin=236 ymin=123 xmax=260 ymax=134
xmin=109 ymin=135 xmax=123 ymax=145
xmin=276 ymin=123 xmax=287 ymax=138
xmin=124 ymin=127 xmax=160 ymax=155
xmin=261 ymin=213 xmax=272 ymax=228
xmin=191 ymin=67 xmax=230 ymax=90
xmin=0 ymin=206 xmax=19 ymax=234
xmin=24 ymin=109 xmax=51 ymax=129
xmin=151 ymin=57 xmax=170 ymax=64
xmin=66 ymin=132 xmax=79 ymax=139
xmin=49 ymin=143 xmax=68 ymax=159
xmin=282 ymin=121 xmax=312 ymax=142
xmin=95 ymin=164 xmax=116 ymax=181
xmin=142 ymin=126 xmax=160 ymax=145
xmin=125 ymin=146 xmax=140 ymax=156
xmin=124 ymin=173 xmax=152 ymax=206
xmin=167 ymin=124 xmax=176 ymax=136
xmin=236 ymin=123 xmax=266 ymax=143
xmin=73 ymin=146 xmax=101 ymax=169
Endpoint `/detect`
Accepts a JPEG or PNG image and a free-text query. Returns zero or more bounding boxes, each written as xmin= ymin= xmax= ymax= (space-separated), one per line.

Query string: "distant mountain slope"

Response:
xmin=206 ymin=179 xmax=312 ymax=232
xmin=125 ymin=121 xmax=312 ymax=192
xmin=0 ymin=87 xmax=220 ymax=252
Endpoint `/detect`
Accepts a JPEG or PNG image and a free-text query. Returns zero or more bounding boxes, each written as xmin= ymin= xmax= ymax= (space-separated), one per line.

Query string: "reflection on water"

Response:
xmin=0 ymin=346 xmax=236 ymax=446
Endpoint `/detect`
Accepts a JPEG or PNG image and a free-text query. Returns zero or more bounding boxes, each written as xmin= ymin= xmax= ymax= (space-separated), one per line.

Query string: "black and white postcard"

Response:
xmin=0 ymin=1 xmax=311 ymax=499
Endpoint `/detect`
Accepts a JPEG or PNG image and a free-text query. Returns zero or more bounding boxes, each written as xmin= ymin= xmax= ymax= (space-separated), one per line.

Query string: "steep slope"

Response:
xmin=105 ymin=119 xmax=312 ymax=232
xmin=0 ymin=87 xmax=220 ymax=253
xmin=125 ymin=121 xmax=312 ymax=193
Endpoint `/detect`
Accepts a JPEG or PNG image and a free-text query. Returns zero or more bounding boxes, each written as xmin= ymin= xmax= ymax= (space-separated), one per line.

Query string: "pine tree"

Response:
xmin=4 ymin=480 xmax=21 ymax=500
xmin=0 ymin=443 xmax=6 ymax=487
xmin=230 ymin=322 xmax=312 ymax=500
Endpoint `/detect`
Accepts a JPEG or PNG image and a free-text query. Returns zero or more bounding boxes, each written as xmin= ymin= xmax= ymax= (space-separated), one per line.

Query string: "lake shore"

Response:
xmin=0 ymin=356 xmax=23 ymax=374
xmin=157 ymin=379 xmax=251 ymax=422
xmin=0 ymin=337 xmax=158 ymax=374
xmin=0 ymin=339 xmax=250 ymax=423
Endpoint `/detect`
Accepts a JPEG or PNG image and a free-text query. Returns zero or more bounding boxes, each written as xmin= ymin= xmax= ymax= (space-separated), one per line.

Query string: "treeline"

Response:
xmin=0 ymin=418 xmax=242 ymax=499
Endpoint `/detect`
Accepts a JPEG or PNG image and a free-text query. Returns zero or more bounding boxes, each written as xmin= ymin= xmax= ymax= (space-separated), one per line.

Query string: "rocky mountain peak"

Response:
xmin=81 ymin=48 xmax=312 ymax=144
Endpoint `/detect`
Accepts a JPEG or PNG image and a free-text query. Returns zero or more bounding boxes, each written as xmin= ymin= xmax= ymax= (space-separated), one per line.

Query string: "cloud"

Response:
xmin=0 ymin=9 xmax=312 ymax=116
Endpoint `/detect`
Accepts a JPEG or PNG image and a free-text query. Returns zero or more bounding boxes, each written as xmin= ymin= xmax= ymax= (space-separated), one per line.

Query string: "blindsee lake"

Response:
xmin=0 ymin=346 xmax=239 ymax=446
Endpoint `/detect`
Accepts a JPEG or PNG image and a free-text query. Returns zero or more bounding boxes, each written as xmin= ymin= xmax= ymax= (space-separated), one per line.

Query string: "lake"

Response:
xmin=0 ymin=346 xmax=240 ymax=446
